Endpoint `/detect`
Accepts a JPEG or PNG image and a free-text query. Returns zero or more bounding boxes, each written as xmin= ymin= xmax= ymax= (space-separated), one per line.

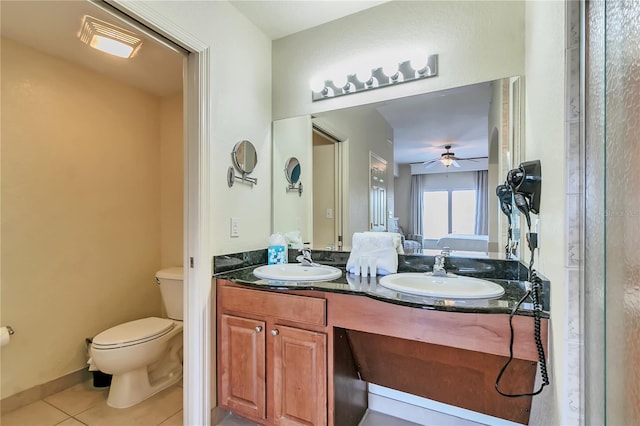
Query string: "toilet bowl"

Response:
xmin=90 ymin=267 xmax=184 ymax=408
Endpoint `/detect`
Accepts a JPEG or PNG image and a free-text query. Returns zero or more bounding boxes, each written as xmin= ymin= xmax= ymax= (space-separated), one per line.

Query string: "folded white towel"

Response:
xmin=364 ymin=231 xmax=405 ymax=254
xmin=346 ymin=232 xmax=400 ymax=275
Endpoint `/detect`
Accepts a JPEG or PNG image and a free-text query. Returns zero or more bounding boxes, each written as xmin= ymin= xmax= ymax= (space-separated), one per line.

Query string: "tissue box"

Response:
xmin=268 ymin=245 xmax=287 ymax=264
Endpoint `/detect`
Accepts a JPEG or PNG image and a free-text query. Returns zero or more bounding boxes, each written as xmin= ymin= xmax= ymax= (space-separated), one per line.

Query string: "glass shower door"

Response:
xmin=586 ymin=1 xmax=640 ymax=424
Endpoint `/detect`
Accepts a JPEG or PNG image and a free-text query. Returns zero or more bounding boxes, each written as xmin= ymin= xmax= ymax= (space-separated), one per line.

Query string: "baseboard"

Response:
xmin=1 ymin=368 xmax=91 ymax=415
xmin=368 ymin=384 xmax=522 ymax=426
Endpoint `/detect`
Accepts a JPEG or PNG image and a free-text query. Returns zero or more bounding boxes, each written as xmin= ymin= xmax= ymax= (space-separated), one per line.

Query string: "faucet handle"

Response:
xmin=441 ymin=247 xmax=451 ymax=257
xmin=297 ymin=248 xmax=313 ymax=265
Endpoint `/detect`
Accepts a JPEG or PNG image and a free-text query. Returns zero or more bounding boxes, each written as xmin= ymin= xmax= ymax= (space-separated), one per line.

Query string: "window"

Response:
xmin=423 ymin=189 xmax=476 ymax=238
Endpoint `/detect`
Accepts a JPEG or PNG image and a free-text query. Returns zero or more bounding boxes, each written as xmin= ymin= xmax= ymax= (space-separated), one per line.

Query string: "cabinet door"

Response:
xmin=219 ymin=314 xmax=266 ymax=420
xmin=272 ymin=325 xmax=327 ymax=426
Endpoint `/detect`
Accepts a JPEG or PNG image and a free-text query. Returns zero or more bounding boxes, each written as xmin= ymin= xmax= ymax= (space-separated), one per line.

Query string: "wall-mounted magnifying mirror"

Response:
xmin=285 ymin=157 xmax=303 ymax=196
xmin=228 ymin=140 xmax=258 ymax=187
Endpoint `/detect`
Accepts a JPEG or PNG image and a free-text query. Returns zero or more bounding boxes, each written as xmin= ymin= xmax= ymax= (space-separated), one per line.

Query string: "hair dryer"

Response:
xmin=496 ymin=183 xmax=513 ymax=226
xmin=507 ymin=160 xmax=541 ymax=229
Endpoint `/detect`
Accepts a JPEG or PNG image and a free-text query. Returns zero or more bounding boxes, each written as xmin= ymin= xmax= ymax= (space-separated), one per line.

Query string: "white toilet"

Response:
xmin=91 ymin=267 xmax=184 ymax=408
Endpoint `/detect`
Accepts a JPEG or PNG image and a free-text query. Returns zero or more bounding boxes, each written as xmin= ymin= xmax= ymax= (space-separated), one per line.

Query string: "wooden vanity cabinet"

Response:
xmin=219 ymin=314 xmax=266 ymax=420
xmin=217 ymin=281 xmax=328 ymax=426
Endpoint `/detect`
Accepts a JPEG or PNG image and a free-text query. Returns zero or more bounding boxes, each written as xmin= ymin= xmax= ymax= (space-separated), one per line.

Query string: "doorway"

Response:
xmin=312 ymin=125 xmax=344 ymax=251
xmin=1 ymin=1 xmax=212 ymax=424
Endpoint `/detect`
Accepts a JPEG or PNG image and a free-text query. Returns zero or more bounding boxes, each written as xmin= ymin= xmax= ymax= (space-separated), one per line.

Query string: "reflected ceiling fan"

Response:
xmin=418 ymin=145 xmax=486 ymax=169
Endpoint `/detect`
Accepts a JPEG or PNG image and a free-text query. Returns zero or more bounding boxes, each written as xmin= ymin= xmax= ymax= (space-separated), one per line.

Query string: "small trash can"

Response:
xmin=85 ymin=338 xmax=112 ymax=388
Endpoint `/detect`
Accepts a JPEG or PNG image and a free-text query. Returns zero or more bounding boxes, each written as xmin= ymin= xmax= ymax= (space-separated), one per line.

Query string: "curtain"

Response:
xmin=409 ymin=174 xmax=426 ymax=235
xmin=474 ymin=170 xmax=488 ymax=235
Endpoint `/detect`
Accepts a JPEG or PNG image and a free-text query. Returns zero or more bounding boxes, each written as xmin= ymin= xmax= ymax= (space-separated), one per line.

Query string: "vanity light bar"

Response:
xmin=311 ymin=54 xmax=438 ymax=102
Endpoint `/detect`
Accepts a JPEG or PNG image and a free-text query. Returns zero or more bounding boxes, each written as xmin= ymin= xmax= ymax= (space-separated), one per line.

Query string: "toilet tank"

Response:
xmin=155 ymin=267 xmax=183 ymax=320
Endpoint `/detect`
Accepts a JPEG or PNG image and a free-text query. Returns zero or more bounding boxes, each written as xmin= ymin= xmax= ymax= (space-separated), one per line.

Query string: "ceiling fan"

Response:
xmin=418 ymin=145 xmax=486 ymax=169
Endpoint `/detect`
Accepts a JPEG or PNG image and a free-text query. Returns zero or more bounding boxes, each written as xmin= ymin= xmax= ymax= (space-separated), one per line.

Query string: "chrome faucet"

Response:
xmin=296 ymin=248 xmax=314 ymax=266
xmin=432 ymin=248 xmax=450 ymax=277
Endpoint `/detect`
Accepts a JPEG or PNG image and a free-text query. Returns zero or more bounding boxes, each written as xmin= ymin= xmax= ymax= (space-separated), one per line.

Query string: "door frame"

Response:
xmin=311 ymin=124 xmax=346 ymax=251
xmin=106 ymin=2 xmax=212 ymax=425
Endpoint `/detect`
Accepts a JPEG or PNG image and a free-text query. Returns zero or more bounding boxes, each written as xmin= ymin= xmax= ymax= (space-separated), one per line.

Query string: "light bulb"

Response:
xmin=355 ymin=64 xmax=373 ymax=84
xmin=407 ymin=51 xmax=428 ymax=74
xmin=331 ymin=73 xmax=348 ymax=89
xmin=382 ymin=61 xmax=400 ymax=79
xmin=310 ymin=76 xmax=326 ymax=93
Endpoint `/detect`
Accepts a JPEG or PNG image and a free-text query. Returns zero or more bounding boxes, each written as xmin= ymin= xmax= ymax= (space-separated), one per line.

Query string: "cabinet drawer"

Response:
xmin=221 ymin=286 xmax=326 ymax=326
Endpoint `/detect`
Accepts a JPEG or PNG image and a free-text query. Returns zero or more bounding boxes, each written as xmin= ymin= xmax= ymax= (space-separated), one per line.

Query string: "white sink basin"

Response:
xmin=378 ymin=273 xmax=505 ymax=299
xmin=253 ymin=263 xmax=342 ymax=282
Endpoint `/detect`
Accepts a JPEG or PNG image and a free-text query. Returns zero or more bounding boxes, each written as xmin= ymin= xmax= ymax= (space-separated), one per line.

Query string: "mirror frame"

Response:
xmin=231 ymin=140 xmax=258 ymax=174
xmin=284 ymin=157 xmax=301 ymax=184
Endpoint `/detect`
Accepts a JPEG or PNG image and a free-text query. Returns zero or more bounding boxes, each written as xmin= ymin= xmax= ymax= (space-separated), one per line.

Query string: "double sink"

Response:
xmin=253 ymin=263 xmax=505 ymax=300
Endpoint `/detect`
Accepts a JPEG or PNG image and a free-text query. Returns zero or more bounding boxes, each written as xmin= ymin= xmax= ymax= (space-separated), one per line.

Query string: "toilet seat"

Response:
xmin=93 ymin=317 xmax=176 ymax=350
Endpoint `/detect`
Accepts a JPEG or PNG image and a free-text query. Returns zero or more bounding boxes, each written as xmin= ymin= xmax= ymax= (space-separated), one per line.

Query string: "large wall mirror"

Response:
xmin=272 ymin=76 xmax=524 ymax=257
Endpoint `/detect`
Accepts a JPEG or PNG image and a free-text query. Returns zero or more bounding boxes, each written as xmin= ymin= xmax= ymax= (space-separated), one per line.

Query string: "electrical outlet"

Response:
xmin=230 ymin=217 xmax=240 ymax=237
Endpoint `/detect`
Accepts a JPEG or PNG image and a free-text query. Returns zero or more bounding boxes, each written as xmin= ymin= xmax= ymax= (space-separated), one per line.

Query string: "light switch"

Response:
xmin=326 ymin=208 xmax=333 ymax=219
xmin=230 ymin=217 xmax=240 ymax=237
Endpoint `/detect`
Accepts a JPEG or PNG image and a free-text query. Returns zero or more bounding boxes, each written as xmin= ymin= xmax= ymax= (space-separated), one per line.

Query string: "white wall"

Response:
xmin=394 ymin=164 xmax=412 ymax=231
xmin=272 ymin=116 xmax=313 ymax=242
xmin=524 ymin=2 xmax=566 ymax=425
xmin=273 ymin=1 xmax=525 ymax=120
xmin=140 ymin=0 xmax=273 ymax=256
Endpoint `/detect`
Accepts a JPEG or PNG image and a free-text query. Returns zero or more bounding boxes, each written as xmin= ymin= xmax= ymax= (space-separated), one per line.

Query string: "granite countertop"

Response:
xmin=213 ymin=249 xmax=550 ymax=318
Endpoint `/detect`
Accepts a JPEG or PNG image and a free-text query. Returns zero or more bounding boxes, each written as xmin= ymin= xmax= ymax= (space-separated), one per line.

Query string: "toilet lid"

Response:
xmin=92 ymin=317 xmax=175 ymax=349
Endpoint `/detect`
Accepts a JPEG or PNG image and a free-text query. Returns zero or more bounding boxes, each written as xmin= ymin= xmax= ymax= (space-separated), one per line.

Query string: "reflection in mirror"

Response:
xmin=232 ymin=140 xmax=257 ymax=174
xmin=285 ymin=157 xmax=303 ymax=196
xmin=228 ymin=140 xmax=258 ymax=187
xmin=272 ymin=77 xmax=523 ymax=256
xmin=285 ymin=157 xmax=301 ymax=184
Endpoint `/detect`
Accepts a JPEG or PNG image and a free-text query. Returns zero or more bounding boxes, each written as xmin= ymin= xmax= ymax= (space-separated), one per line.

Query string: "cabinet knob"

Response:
xmin=271 ymin=329 xmax=279 ymax=336
xmin=255 ymin=326 xmax=262 ymax=333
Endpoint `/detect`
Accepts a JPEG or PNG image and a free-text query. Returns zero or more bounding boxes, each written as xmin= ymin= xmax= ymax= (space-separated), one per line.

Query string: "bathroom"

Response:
xmin=1 ymin=1 xmax=638 ymax=426
xmin=1 ymin=0 xmax=186 ymax=419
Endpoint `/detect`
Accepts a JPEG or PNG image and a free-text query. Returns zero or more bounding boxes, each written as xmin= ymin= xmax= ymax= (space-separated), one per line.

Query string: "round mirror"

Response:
xmin=232 ymin=140 xmax=257 ymax=174
xmin=284 ymin=157 xmax=301 ymax=184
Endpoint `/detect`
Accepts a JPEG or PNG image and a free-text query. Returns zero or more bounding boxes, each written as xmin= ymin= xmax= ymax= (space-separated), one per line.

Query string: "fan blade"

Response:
xmin=457 ymin=156 xmax=488 ymax=162
xmin=451 ymin=160 xmax=461 ymax=168
xmin=424 ymin=160 xmax=439 ymax=169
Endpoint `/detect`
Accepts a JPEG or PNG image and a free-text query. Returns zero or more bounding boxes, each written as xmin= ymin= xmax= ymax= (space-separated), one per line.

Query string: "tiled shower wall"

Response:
xmin=564 ymin=1 xmax=583 ymax=424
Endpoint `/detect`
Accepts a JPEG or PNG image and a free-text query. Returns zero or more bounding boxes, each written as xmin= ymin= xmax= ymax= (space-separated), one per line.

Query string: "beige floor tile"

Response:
xmin=359 ymin=410 xmax=421 ymax=426
xmin=216 ymin=413 xmax=261 ymax=426
xmin=75 ymin=385 xmax=182 ymax=426
xmin=158 ymin=409 xmax=182 ymax=426
xmin=0 ymin=400 xmax=69 ymax=426
xmin=44 ymin=381 xmax=109 ymax=416
xmin=55 ymin=418 xmax=88 ymax=426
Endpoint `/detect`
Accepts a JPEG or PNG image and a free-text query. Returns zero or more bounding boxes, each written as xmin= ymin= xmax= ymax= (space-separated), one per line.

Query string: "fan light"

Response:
xmin=79 ymin=16 xmax=142 ymax=59
xmin=441 ymin=157 xmax=454 ymax=167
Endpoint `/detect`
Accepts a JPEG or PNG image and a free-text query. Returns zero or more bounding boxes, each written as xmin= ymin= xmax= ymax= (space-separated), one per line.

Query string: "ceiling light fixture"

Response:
xmin=310 ymin=54 xmax=438 ymax=101
xmin=440 ymin=157 xmax=454 ymax=167
xmin=79 ymin=16 xmax=143 ymax=59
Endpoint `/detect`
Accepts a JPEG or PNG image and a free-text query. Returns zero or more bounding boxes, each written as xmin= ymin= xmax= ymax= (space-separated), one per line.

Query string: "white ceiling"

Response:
xmin=376 ymin=82 xmax=493 ymax=165
xmin=0 ymin=0 xmax=184 ymax=96
xmin=229 ymin=1 xmax=389 ymax=40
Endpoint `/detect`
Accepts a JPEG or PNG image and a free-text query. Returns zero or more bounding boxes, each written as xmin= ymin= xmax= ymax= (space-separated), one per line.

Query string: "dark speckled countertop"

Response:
xmin=213 ymin=249 xmax=550 ymax=318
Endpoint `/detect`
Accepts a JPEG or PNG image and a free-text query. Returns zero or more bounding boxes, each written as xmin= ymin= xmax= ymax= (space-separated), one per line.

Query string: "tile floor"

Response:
xmin=1 ymin=381 xmax=418 ymax=426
